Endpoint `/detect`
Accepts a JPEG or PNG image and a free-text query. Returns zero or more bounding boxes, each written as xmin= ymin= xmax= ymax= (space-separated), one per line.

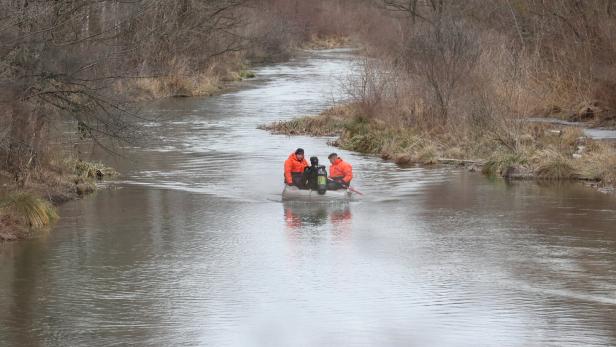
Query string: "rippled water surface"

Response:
xmin=1 ymin=49 xmax=616 ymax=347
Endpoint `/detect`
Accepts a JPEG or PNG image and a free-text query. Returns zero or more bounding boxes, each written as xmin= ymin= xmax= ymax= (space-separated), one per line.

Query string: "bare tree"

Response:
xmin=0 ymin=0 xmax=249 ymax=185
xmin=402 ymin=17 xmax=480 ymax=124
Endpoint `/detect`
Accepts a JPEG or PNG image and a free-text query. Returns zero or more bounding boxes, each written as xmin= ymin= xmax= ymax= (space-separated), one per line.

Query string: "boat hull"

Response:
xmin=282 ymin=186 xmax=352 ymax=202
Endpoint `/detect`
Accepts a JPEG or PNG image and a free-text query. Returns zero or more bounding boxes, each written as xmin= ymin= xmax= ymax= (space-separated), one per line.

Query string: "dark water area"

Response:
xmin=1 ymin=49 xmax=615 ymax=346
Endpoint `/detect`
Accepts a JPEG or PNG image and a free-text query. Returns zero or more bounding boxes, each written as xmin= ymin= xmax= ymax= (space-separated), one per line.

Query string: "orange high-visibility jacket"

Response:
xmin=284 ymin=152 xmax=308 ymax=183
xmin=329 ymin=158 xmax=353 ymax=183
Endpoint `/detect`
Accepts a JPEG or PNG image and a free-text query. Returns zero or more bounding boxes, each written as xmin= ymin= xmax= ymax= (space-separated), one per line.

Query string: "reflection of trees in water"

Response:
xmin=421 ymin=172 xmax=616 ymax=233
xmin=418 ymin=172 xmax=616 ymax=339
xmin=2 ymin=240 xmax=46 ymax=347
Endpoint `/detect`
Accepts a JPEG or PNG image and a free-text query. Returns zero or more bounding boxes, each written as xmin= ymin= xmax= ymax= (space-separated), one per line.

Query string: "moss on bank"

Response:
xmin=0 ymin=160 xmax=117 ymax=241
xmin=262 ymin=103 xmax=616 ymax=190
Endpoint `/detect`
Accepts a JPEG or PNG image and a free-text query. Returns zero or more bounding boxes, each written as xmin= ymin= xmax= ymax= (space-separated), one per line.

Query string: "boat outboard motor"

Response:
xmin=317 ymin=165 xmax=327 ymax=195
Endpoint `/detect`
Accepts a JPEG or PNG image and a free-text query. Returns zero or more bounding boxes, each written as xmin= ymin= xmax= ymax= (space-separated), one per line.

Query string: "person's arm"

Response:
xmin=284 ymin=160 xmax=293 ymax=184
xmin=343 ymin=163 xmax=353 ymax=183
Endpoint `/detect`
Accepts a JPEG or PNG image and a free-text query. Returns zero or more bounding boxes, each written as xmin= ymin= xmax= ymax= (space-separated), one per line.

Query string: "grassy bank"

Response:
xmin=116 ymin=33 xmax=351 ymax=100
xmin=301 ymin=34 xmax=353 ymax=50
xmin=120 ymin=61 xmax=258 ymax=100
xmin=263 ymin=103 xmax=616 ymax=191
xmin=0 ymin=160 xmax=117 ymax=241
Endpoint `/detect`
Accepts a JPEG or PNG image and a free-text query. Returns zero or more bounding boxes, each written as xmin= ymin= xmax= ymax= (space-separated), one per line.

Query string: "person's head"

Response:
xmin=295 ymin=148 xmax=304 ymax=160
xmin=328 ymin=153 xmax=338 ymax=164
xmin=310 ymin=156 xmax=319 ymax=166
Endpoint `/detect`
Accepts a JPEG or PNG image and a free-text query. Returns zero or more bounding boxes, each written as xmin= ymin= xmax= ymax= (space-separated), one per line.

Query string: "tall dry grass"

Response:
xmin=0 ymin=192 xmax=58 ymax=229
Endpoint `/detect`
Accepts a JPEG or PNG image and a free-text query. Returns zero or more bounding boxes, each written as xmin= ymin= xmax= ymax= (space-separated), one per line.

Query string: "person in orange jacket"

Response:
xmin=327 ymin=153 xmax=352 ymax=190
xmin=284 ymin=148 xmax=309 ymax=188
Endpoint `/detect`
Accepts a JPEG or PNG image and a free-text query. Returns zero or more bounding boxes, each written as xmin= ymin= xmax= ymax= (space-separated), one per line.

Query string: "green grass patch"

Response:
xmin=260 ymin=115 xmax=348 ymax=136
xmin=66 ymin=159 xmax=118 ymax=179
xmin=239 ymin=70 xmax=256 ymax=79
xmin=482 ymin=152 xmax=528 ymax=177
xmin=338 ymin=118 xmax=421 ymax=156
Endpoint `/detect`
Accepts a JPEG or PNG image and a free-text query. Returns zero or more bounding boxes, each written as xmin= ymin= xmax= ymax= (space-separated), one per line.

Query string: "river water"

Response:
xmin=1 ymin=49 xmax=616 ymax=347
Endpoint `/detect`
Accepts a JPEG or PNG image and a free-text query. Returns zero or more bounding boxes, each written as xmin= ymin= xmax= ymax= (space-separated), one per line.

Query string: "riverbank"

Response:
xmin=120 ymin=35 xmax=352 ymax=100
xmin=262 ymin=103 xmax=616 ymax=192
xmin=0 ymin=37 xmax=353 ymax=243
xmin=0 ymin=160 xmax=116 ymax=241
xmin=0 ymin=61 xmax=246 ymax=241
xmin=118 ymin=56 xmax=258 ymax=100
xmin=536 ymin=100 xmax=616 ymax=129
xmin=301 ymin=34 xmax=353 ymax=50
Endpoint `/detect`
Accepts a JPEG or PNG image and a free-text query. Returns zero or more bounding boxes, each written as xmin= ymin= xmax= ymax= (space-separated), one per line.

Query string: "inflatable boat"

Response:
xmin=282 ymin=185 xmax=352 ymax=202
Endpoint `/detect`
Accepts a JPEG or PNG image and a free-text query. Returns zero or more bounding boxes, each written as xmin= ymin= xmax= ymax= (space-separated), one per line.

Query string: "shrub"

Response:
xmin=482 ymin=152 xmax=528 ymax=177
xmin=67 ymin=159 xmax=118 ymax=179
xmin=0 ymin=192 xmax=58 ymax=229
xmin=575 ymin=145 xmax=616 ymax=184
xmin=415 ymin=144 xmax=439 ymax=164
xmin=260 ymin=115 xmax=347 ymax=136
xmin=533 ymin=150 xmax=577 ymax=179
xmin=239 ymin=70 xmax=256 ymax=79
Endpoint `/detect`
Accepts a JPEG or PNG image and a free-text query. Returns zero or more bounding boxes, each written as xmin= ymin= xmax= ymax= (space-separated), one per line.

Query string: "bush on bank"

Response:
xmin=0 ymin=159 xmax=116 ymax=241
xmin=263 ymin=103 xmax=616 ymax=188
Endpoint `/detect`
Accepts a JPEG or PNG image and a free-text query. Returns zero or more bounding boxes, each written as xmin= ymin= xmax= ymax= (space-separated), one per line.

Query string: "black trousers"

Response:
xmin=303 ymin=168 xmax=318 ymax=190
xmin=327 ymin=178 xmax=348 ymax=190
xmin=289 ymin=172 xmax=306 ymax=188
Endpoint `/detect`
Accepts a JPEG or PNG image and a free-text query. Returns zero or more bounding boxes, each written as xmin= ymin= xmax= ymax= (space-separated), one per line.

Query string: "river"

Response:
xmin=1 ymin=49 xmax=616 ymax=347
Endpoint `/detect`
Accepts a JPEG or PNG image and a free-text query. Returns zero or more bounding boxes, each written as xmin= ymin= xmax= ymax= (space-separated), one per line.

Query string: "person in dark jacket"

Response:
xmin=303 ymin=156 xmax=321 ymax=190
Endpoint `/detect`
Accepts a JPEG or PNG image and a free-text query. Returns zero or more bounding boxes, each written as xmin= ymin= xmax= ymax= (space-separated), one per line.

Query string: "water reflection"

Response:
xmin=283 ymin=203 xmax=329 ymax=229
xmin=282 ymin=202 xmax=353 ymax=255
xmin=283 ymin=202 xmax=351 ymax=229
